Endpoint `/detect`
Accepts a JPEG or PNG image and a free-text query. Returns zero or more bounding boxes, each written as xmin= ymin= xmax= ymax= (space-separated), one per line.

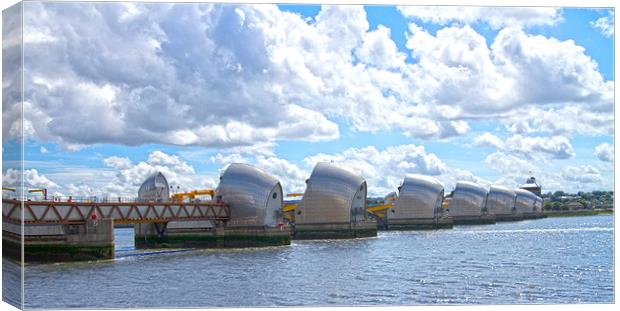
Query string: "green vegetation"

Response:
xmin=543 ymin=210 xmax=613 ymax=218
xmin=542 ymin=190 xmax=614 ymax=211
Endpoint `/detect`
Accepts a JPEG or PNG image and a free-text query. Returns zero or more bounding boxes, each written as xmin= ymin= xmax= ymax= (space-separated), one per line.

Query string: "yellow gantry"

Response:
xmin=283 ymin=193 xmax=303 ymax=213
xmin=171 ymin=189 xmax=215 ymax=203
xmin=366 ymin=202 xmax=394 ymax=218
xmin=282 ymin=203 xmax=298 ymax=213
xmin=28 ymin=189 xmax=48 ymax=200
xmin=281 ymin=198 xmax=394 ymax=218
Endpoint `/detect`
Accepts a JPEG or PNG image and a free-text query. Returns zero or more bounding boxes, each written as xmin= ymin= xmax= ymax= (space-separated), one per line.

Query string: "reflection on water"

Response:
xmin=23 ymin=215 xmax=613 ymax=308
xmin=2 ymin=258 xmax=22 ymax=308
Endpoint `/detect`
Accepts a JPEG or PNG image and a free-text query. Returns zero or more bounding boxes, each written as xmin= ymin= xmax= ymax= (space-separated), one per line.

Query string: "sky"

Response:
xmin=1 ymin=1 xmax=615 ymax=199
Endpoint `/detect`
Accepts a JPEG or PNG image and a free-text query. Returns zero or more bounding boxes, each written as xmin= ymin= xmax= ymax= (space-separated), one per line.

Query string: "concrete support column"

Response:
xmin=2 ymin=218 xmax=115 ymax=263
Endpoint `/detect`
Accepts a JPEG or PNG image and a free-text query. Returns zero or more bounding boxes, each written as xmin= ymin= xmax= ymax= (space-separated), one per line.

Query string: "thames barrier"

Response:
xmin=3 ymin=161 xmax=547 ymax=263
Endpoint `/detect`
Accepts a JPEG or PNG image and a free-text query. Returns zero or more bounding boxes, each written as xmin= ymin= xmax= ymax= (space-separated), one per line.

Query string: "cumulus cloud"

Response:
xmin=209 ymin=153 xmax=251 ymax=165
xmin=40 ymin=150 xmax=220 ymax=198
xmin=594 ymin=142 xmax=614 ymax=162
xmin=103 ymin=151 xmax=196 ymax=192
xmin=484 ymin=151 xmax=610 ymax=192
xmin=473 ymin=132 xmax=575 ymax=159
xmin=472 ymin=132 xmax=505 ymax=149
xmin=485 ymin=152 xmax=536 ymax=176
xmin=10 ymin=3 xmax=610 ymax=151
xmin=23 ymin=169 xmax=58 ymax=189
xmin=501 ymin=105 xmax=613 ymax=137
xmin=403 ymin=23 xmax=611 ymax=130
xmin=591 ymin=10 xmax=614 ymax=37
xmin=16 ymin=3 xmax=349 ymax=150
xmin=255 ymin=155 xmax=308 ymax=194
xmin=561 ymin=165 xmax=602 ymax=183
xmin=491 ymin=27 xmax=612 ymax=110
xmin=2 ymin=168 xmax=60 ymax=198
xmin=398 ymin=6 xmax=562 ymax=29
xmin=504 ymin=135 xmax=575 ymax=159
xmin=484 ymin=152 xmax=546 ymax=189
xmin=355 ymin=25 xmax=406 ymax=69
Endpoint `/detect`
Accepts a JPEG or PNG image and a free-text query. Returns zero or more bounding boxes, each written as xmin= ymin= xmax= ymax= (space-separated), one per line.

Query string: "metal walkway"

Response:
xmin=2 ymin=199 xmax=230 ymax=225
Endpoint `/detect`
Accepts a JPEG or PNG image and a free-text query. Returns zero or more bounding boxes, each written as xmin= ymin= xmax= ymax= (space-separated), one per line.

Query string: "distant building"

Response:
xmin=560 ymin=195 xmax=579 ymax=200
xmin=520 ymin=176 xmax=542 ymax=197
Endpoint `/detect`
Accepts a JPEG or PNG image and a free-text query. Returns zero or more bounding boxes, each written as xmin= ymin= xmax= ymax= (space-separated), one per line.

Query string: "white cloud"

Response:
xmin=484 ymin=152 xmax=610 ymax=192
xmin=485 ymin=152 xmax=536 ymax=176
xmin=14 ymin=2 xmax=610 ymax=151
xmin=104 ymin=156 xmax=134 ymax=170
xmin=398 ymin=6 xmax=562 ymax=29
xmin=473 ymin=132 xmax=505 ymax=149
xmin=2 ymin=168 xmax=59 ymax=191
xmin=594 ymin=142 xmax=614 ymax=162
xmin=473 ymin=132 xmax=575 ymax=159
xmin=102 ymin=151 xmax=196 ymax=194
xmin=504 ymin=135 xmax=575 ymax=160
xmin=255 ymin=155 xmax=308 ymax=194
xmin=209 ymin=153 xmax=251 ymax=165
xmin=561 ymin=165 xmax=602 ymax=183
xmin=40 ymin=146 xmax=48 ymax=154
xmin=502 ymin=105 xmax=613 ymax=137
xmin=399 ymin=23 xmax=612 ymax=143
xmin=355 ymin=25 xmax=406 ymax=69
xmin=24 ymin=169 xmax=59 ymax=189
xmin=17 ymin=3 xmax=350 ymax=150
xmin=491 ymin=27 xmax=612 ymax=110
xmin=591 ymin=10 xmax=614 ymax=37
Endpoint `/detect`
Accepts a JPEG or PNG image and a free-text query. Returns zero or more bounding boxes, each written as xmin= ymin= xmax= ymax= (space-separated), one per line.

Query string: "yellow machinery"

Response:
xmin=283 ymin=193 xmax=303 ymax=212
xmin=28 ymin=189 xmax=48 ymax=200
xmin=367 ymin=192 xmax=397 ymax=218
xmin=282 ymin=191 xmax=395 ymax=219
xmin=282 ymin=193 xmax=304 ymax=223
xmin=366 ymin=202 xmax=393 ymax=218
xmin=171 ymin=189 xmax=215 ymax=203
xmin=2 ymin=187 xmax=16 ymax=192
xmin=282 ymin=203 xmax=298 ymax=213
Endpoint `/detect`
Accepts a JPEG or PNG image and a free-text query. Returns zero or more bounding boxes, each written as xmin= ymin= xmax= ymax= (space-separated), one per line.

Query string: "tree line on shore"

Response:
xmin=542 ymin=190 xmax=614 ymax=211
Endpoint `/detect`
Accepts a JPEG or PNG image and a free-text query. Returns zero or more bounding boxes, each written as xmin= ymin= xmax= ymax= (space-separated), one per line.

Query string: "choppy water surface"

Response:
xmin=23 ymin=215 xmax=614 ymax=308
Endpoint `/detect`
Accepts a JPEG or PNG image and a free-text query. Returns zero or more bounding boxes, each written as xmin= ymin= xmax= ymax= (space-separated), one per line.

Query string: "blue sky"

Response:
xmin=1 ymin=2 xmax=615 ymax=198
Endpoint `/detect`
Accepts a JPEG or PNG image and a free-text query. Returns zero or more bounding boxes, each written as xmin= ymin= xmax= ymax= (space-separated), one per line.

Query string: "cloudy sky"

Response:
xmin=1 ymin=1 xmax=615 ymax=198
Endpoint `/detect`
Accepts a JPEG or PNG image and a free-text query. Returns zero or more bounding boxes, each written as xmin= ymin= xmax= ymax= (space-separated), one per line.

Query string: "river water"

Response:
xmin=14 ymin=215 xmax=615 ymax=308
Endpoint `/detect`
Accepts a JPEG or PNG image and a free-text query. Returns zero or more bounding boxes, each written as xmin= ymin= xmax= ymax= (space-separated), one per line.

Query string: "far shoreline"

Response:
xmin=543 ymin=209 xmax=614 ymax=218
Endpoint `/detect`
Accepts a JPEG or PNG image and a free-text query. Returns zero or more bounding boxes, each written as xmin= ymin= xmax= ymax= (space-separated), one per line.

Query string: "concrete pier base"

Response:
xmin=2 ymin=219 xmax=114 ymax=263
xmin=293 ymin=220 xmax=377 ymax=239
xmin=495 ymin=214 xmax=524 ymax=222
xmin=523 ymin=213 xmax=546 ymax=220
xmin=134 ymin=223 xmax=291 ymax=248
xmin=386 ymin=216 xmax=453 ymax=230
xmin=452 ymin=214 xmax=496 ymax=225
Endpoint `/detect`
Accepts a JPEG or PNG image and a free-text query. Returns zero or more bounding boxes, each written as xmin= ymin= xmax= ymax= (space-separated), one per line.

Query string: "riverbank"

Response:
xmin=543 ymin=209 xmax=613 ymax=218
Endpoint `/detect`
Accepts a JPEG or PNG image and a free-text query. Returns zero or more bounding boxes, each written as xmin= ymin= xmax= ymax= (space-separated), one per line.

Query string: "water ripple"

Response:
xmin=19 ymin=215 xmax=614 ymax=308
